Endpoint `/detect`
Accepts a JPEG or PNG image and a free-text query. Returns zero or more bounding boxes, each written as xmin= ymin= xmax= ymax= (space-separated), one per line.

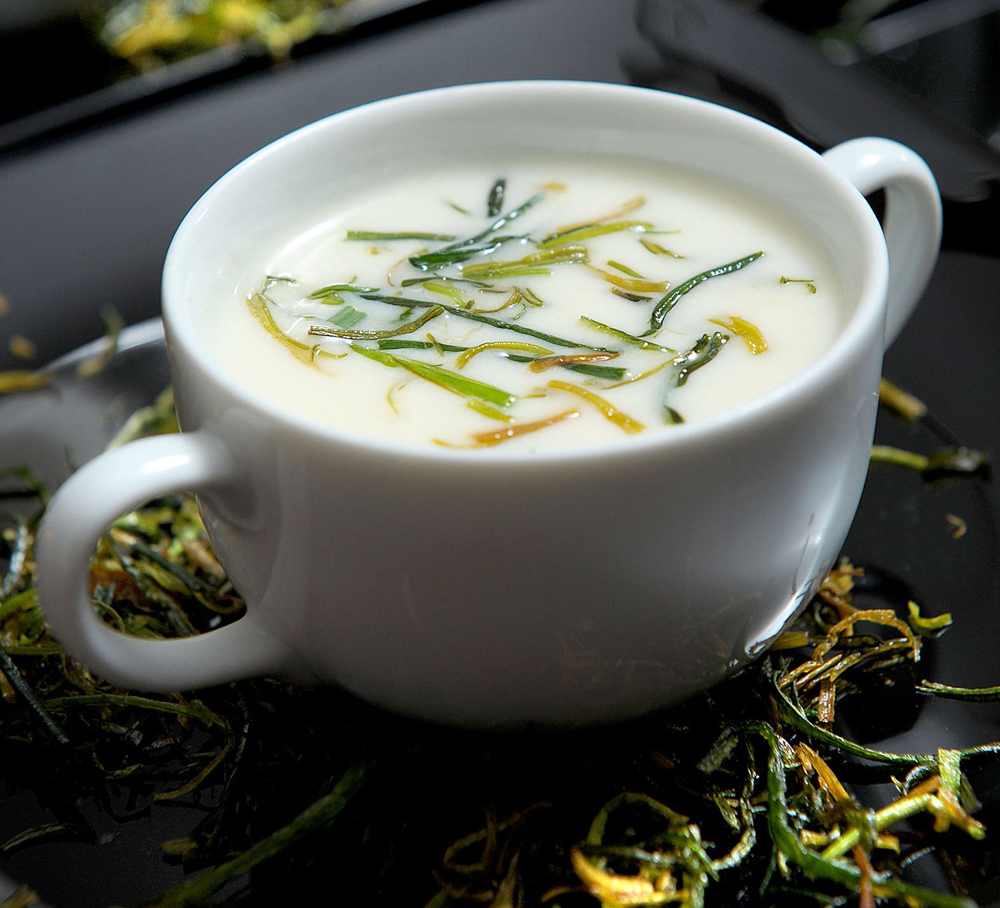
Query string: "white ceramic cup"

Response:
xmin=36 ymin=81 xmax=941 ymax=728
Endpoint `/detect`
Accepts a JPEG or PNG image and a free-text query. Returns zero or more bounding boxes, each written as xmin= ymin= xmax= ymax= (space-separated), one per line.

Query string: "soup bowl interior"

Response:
xmin=160 ymin=81 xmax=889 ymax=725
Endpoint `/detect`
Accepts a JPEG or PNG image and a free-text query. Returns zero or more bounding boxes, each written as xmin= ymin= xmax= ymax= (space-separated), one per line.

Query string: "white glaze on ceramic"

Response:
xmin=35 ymin=81 xmax=941 ymax=727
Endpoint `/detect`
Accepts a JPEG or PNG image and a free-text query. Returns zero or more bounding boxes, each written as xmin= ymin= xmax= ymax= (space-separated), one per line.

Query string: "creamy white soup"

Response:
xmin=208 ymin=155 xmax=844 ymax=451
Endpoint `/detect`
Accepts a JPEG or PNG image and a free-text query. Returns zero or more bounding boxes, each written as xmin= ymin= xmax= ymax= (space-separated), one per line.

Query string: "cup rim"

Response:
xmin=162 ymin=79 xmax=888 ymax=463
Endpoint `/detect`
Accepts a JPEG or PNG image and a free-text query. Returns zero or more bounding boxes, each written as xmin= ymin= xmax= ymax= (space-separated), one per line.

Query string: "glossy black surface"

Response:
xmin=1 ymin=0 xmax=999 ymax=904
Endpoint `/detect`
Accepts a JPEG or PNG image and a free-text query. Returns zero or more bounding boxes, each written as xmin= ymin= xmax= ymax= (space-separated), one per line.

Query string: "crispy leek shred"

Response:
xmin=550 ymin=195 xmax=646 ymax=235
xmin=0 ymin=370 xmax=52 ymax=395
xmin=456 ymin=340 xmax=552 ymax=368
xmin=76 ymin=306 xmax=125 ymax=378
xmin=779 ymin=276 xmax=818 ymax=293
xmin=640 ymin=239 xmax=684 ymax=258
xmin=528 ymin=351 xmax=621 ymax=373
xmin=870 ymin=445 xmax=991 ymax=484
xmin=97 ymin=0 xmax=360 ymax=68
xmin=243 ymin=181 xmax=776 ymax=445
xmin=879 ymin=377 xmax=929 ymax=422
xmin=435 ymin=409 xmax=579 ymax=448
xmin=1 ymin=388 xmax=998 ymax=907
xmin=546 ymin=379 xmax=645 ymax=434
xmin=308 ymin=305 xmax=444 ymax=340
xmin=246 ymin=291 xmax=320 ymax=364
xmin=707 ymin=315 xmax=768 ymax=354
xmin=538 ymin=220 xmax=653 ymax=249
xmin=588 ymin=265 xmax=669 ymax=294
xmin=646 ymin=252 xmax=764 ymax=334
xmin=460 ymin=245 xmax=589 ymax=281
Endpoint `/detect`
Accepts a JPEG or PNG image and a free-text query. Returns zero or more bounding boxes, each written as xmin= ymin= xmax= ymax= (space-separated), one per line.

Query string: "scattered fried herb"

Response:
xmin=528 ymin=351 xmax=621 ymax=373
xmin=669 ymin=332 xmax=729 ymax=388
xmin=246 ymin=291 xmax=319 ymax=364
xmin=8 ymin=336 xmax=37 ymax=362
xmin=351 ymin=345 xmax=515 ymax=409
xmin=606 ymin=261 xmax=646 ymax=279
xmin=0 ymin=370 xmax=52 ymax=396
xmin=437 ymin=409 xmax=580 ymax=448
xmin=879 ymin=377 xmax=929 ymax=422
xmin=780 ymin=276 xmax=818 ymax=293
xmin=646 ymin=252 xmax=764 ymax=334
xmin=346 ymin=231 xmax=456 ymax=242
xmin=538 ymin=220 xmax=652 ymax=248
xmin=460 ymin=245 xmax=589 ymax=281
xmin=552 ymin=195 xmax=646 ymax=234
xmin=309 ymin=305 xmax=442 ymax=339
xmin=358 ymin=293 xmax=610 ymax=352
xmin=580 ymin=316 xmax=676 ymax=354
xmin=76 ymin=306 xmax=125 ymax=378
xmin=243 ymin=181 xmax=784 ymax=447
xmin=708 ymin=315 xmax=768 ymax=354
xmin=1 ymin=389 xmax=999 ymax=907
xmin=486 ymin=179 xmax=506 ymax=218
xmin=308 ymin=282 xmax=379 ymax=298
xmin=611 ymin=287 xmax=652 ymax=302
xmin=546 ymin=379 xmax=645 ymax=434
xmin=640 ymin=238 xmax=684 ymax=258
xmin=97 ymin=0 xmax=362 ymax=68
xmin=870 ymin=445 xmax=991 ymax=484
xmin=456 ymin=341 xmax=553 ymax=368
xmin=408 ymin=191 xmax=544 ymax=271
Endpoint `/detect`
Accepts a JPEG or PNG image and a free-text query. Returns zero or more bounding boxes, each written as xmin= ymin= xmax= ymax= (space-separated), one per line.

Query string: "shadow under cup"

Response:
xmin=116 ymin=84 xmax=903 ymax=726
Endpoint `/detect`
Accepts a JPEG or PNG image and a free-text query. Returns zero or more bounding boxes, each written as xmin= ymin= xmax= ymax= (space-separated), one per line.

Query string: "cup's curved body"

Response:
xmin=36 ymin=81 xmax=941 ymax=727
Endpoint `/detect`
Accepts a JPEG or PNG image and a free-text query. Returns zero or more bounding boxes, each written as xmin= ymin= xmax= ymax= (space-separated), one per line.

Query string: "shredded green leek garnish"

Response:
xmin=350 ymin=345 xmax=514 ymax=409
xmin=528 ymin=351 xmax=621 ymax=373
xmin=409 ymin=192 xmax=545 ymax=271
xmin=606 ymin=260 xmax=645 ymax=278
xmin=327 ymin=304 xmax=367 ymax=328
xmin=547 ymin=379 xmax=644 ymax=434
xmin=359 ymin=294 xmax=609 ymax=352
xmin=780 ymin=275 xmax=818 ymax=293
xmin=486 ymin=179 xmax=506 ymax=218
xmin=421 ymin=280 xmax=473 ymax=308
xmin=646 ymin=251 xmax=764 ymax=334
xmin=243 ymin=180 xmax=781 ymax=446
xmin=0 ymin=370 xmax=53 ymax=395
xmin=669 ymin=332 xmax=729 ymax=387
xmin=246 ymin=292 xmax=318 ymax=364
xmin=589 ymin=265 xmax=669 ymax=294
xmin=0 ymin=390 xmax=995 ymax=908
xmin=456 ymin=341 xmax=552 ymax=368
xmin=551 ymin=194 xmax=645 ymax=234
xmin=580 ymin=316 xmax=675 ymax=353
xmin=460 ymin=246 xmax=588 ymax=281
xmin=308 ymin=283 xmax=378 ymax=298
xmin=308 ymin=305 xmax=443 ymax=340
xmin=346 ymin=231 xmax=456 ymax=242
xmin=708 ymin=315 xmax=768 ymax=354
xmin=437 ymin=409 xmax=579 ymax=448
xmin=640 ymin=238 xmax=684 ymax=257
xmin=537 ymin=220 xmax=652 ymax=248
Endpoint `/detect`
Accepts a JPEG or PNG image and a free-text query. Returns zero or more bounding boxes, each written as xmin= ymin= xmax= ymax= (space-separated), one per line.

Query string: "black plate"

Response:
xmin=0 ymin=290 xmax=997 ymax=907
xmin=2 ymin=0 xmax=999 ymax=904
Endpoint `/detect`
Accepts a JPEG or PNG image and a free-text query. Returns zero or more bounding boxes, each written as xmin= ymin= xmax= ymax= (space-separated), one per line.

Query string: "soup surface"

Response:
xmin=207 ymin=155 xmax=844 ymax=451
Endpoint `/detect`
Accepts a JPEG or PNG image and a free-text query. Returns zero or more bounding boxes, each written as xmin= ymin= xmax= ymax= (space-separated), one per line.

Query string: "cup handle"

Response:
xmin=821 ymin=137 xmax=942 ymax=347
xmin=35 ymin=432 xmax=290 ymax=692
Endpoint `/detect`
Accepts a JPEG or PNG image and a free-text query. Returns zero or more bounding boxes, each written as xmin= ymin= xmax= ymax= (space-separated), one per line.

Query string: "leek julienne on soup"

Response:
xmin=221 ymin=156 xmax=842 ymax=449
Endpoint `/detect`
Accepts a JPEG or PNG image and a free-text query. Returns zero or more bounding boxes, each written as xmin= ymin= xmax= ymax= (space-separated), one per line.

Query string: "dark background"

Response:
xmin=1 ymin=1 xmax=999 ymax=905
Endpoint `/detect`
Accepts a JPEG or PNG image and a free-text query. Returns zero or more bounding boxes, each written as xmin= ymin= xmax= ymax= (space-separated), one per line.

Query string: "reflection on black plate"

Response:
xmin=1 ymin=321 xmax=999 ymax=907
